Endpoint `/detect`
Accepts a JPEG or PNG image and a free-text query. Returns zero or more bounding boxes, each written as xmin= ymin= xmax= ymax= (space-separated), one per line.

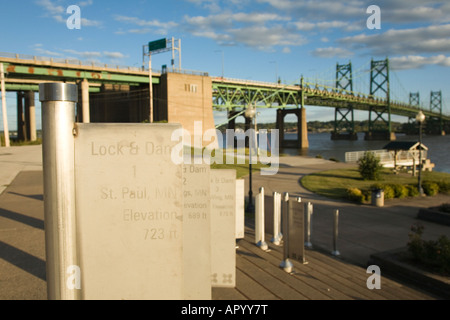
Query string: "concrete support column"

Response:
xmin=17 ymin=92 xmax=25 ymax=141
xmin=300 ymin=107 xmax=309 ymax=149
xmin=81 ymin=79 xmax=90 ymax=123
xmin=25 ymin=91 xmax=37 ymax=141
xmin=276 ymin=108 xmax=309 ymax=149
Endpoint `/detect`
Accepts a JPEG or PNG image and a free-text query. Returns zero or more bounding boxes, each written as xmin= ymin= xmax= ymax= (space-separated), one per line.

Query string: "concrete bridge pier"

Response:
xmin=227 ymin=109 xmax=252 ymax=148
xmin=276 ymin=108 xmax=309 ymax=149
xmin=331 ymin=132 xmax=358 ymax=141
xmin=16 ymin=91 xmax=37 ymax=142
xmin=364 ymin=131 xmax=396 ymax=141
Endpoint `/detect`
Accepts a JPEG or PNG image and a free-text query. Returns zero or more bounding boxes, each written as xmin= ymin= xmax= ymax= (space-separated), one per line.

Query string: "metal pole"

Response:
xmin=280 ymin=192 xmax=293 ymax=273
xmin=271 ymin=192 xmax=282 ymax=245
xmin=171 ymin=37 xmax=175 ymax=69
xmin=1 ymin=63 xmax=10 ymax=147
xmin=305 ymin=202 xmax=313 ymax=249
xmin=255 ymin=187 xmax=268 ymax=250
xmin=149 ymin=54 xmax=153 ymax=123
xmin=418 ymin=120 xmax=423 ymax=195
xmin=178 ymin=38 xmax=182 ymax=70
xmin=40 ymin=83 xmax=79 ymax=300
xmin=81 ymin=79 xmax=90 ymax=123
xmin=331 ymin=209 xmax=340 ymax=256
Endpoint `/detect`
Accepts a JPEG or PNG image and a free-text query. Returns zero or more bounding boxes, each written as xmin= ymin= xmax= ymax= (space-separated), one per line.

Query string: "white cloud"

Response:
xmin=32 ymin=43 xmax=63 ymax=57
xmin=312 ymin=47 xmax=354 ymax=58
xmin=390 ymin=55 xmax=450 ymax=70
xmin=186 ymin=0 xmax=221 ymax=12
xmin=340 ymin=24 xmax=450 ymax=56
xmin=181 ymin=11 xmax=304 ymax=50
xmin=36 ymin=0 xmax=102 ymax=28
xmin=103 ymin=51 xmax=127 ymax=59
xmin=229 ymin=25 xmax=306 ymax=50
xmin=114 ymin=15 xmax=177 ymax=35
xmin=36 ymin=0 xmax=65 ymax=15
xmin=63 ymin=49 xmax=102 ymax=60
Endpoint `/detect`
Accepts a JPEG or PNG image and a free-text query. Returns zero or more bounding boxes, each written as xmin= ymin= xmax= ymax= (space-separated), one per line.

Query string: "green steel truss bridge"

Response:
xmin=212 ymin=59 xmax=450 ymax=136
xmin=1 ymin=53 xmax=449 ymax=136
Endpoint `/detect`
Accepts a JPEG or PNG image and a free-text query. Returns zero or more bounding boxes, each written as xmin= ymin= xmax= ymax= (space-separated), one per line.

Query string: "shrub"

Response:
xmin=437 ymin=181 xmax=450 ymax=193
xmin=406 ymin=184 xmax=420 ymax=197
xmin=358 ymin=152 xmax=383 ymax=181
xmin=383 ymin=185 xmax=396 ymax=199
xmin=422 ymin=181 xmax=440 ymax=196
xmin=391 ymin=184 xmax=409 ymax=199
xmin=346 ymin=188 xmax=364 ymax=203
xmin=407 ymin=223 xmax=450 ymax=276
xmin=362 ymin=189 xmax=372 ymax=203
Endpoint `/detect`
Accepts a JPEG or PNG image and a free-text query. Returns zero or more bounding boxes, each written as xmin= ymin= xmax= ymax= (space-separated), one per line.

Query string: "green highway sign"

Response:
xmin=148 ymin=38 xmax=167 ymax=52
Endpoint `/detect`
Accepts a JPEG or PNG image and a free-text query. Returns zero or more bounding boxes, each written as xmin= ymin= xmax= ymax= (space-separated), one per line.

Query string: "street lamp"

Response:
xmin=416 ymin=110 xmax=426 ymax=196
xmin=245 ymin=104 xmax=256 ymax=214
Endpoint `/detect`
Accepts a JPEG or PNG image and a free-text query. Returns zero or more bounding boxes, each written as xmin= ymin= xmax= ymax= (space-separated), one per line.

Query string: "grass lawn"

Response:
xmin=300 ymin=167 xmax=450 ymax=200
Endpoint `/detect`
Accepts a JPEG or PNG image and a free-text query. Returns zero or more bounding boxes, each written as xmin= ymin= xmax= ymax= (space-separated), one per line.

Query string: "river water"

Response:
xmin=296 ymin=132 xmax=450 ymax=174
xmin=221 ymin=131 xmax=450 ymax=174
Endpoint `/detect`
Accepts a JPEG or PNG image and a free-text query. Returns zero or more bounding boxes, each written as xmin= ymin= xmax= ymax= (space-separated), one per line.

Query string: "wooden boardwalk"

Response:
xmin=212 ymin=226 xmax=437 ymax=300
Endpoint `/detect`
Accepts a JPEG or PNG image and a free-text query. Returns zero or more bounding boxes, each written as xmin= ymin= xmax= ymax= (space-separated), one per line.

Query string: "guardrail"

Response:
xmin=0 ymin=52 xmax=145 ymax=72
xmin=345 ymin=149 xmax=428 ymax=166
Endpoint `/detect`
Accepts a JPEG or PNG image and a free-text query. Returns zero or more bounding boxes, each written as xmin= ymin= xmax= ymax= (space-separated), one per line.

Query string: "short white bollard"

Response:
xmin=305 ymin=202 xmax=313 ymax=249
xmin=255 ymin=187 xmax=268 ymax=251
xmin=331 ymin=209 xmax=340 ymax=256
xmin=271 ymin=192 xmax=282 ymax=246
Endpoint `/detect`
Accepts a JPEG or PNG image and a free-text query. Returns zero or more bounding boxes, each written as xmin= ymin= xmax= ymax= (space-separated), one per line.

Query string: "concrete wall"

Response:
xmin=82 ymin=72 xmax=218 ymax=149
xmin=163 ymin=72 xmax=218 ymax=149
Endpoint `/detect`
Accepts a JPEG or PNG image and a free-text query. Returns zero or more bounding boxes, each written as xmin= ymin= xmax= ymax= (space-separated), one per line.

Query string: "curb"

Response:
xmin=418 ymin=207 xmax=450 ymax=226
xmin=368 ymin=247 xmax=450 ymax=299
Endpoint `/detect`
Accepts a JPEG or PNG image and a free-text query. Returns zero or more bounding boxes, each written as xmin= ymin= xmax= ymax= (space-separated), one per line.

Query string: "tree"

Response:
xmin=358 ymin=152 xmax=383 ymax=180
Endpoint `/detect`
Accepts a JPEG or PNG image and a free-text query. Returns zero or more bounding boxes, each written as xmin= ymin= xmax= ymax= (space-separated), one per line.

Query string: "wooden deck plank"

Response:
xmin=238 ymin=239 xmax=347 ymax=300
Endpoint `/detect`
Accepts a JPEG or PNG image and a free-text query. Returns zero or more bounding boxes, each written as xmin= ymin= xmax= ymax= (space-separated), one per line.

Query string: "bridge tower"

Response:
xmin=408 ymin=92 xmax=420 ymax=124
xmin=409 ymin=92 xmax=420 ymax=108
xmin=365 ymin=58 xmax=396 ymax=141
xmin=429 ymin=90 xmax=445 ymax=135
xmin=331 ymin=62 xmax=357 ymax=140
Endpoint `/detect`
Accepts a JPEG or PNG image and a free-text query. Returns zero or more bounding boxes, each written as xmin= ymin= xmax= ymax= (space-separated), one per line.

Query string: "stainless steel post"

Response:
xmin=40 ymin=83 xmax=79 ymax=300
xmin=331 ymin=209 xmax=340 ymax=256
xmin=271 ymin=192 xmax=282 ymax=246
xmin=305 ymin=202 xmax=313 ymax=249
xmin=279 ymin=192 xmax=293 ymax=273
xmin=255 ymin=187 xmax=268 ymax=250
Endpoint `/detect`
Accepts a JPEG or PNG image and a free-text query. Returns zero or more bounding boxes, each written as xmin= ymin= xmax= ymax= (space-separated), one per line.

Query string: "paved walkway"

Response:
xmin=0 ymin=145 xmax=449 ymax=300
xmin=246 ymin=156 xmax=450 ymax=268
xmin=212 ymin=226 xmax=436 ymax=300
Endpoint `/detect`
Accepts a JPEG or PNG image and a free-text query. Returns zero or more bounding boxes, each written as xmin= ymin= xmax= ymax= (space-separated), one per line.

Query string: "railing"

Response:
xmin=0 ymin=52 xmax=144 ymax=72
xmin=162 ymin=67 xmax=209 ymax=77
xmin=345 ymin=149 xmax=428 ymax=166
xmin=212 ymin=76 xmax=298 ymax=89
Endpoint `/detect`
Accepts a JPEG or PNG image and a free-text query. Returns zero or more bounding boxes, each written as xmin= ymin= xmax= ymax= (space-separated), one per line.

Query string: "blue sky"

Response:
xmin=2 ymin=0 xmax=450 ymax=129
